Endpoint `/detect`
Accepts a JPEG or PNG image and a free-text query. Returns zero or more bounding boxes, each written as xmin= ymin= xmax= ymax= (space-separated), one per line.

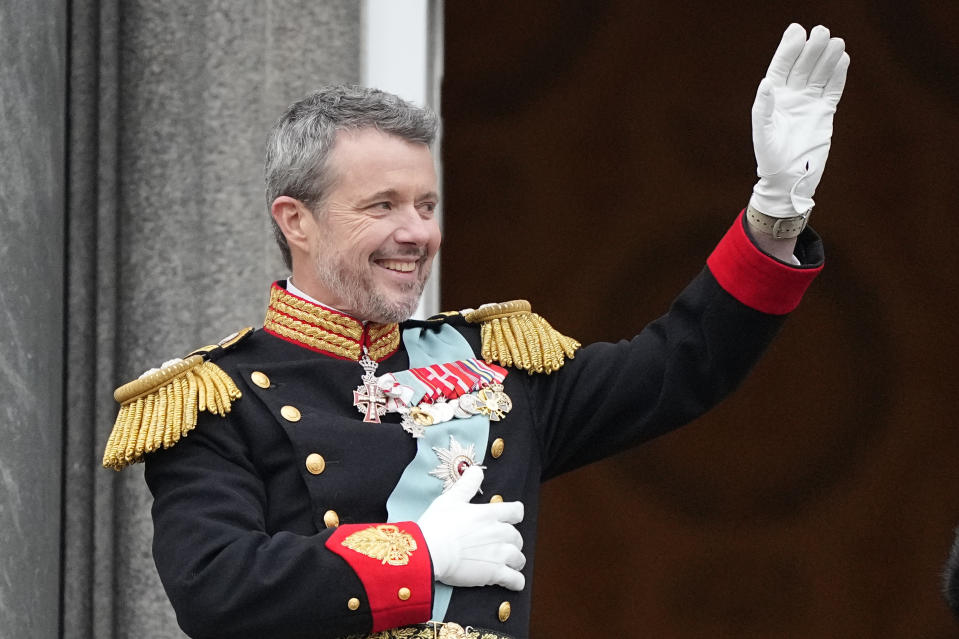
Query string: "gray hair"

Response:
xmin=264 ymin=85 xmax=438 ymax=269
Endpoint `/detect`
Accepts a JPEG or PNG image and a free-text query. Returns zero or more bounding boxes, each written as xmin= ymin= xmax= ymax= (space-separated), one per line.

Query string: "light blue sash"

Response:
xmin=385 ymin=324 xmax=491 ymax=621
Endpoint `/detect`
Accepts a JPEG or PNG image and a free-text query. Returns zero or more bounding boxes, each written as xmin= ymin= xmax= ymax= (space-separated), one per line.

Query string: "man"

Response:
xmin=103 ymin=23 xmax=848 ymax=639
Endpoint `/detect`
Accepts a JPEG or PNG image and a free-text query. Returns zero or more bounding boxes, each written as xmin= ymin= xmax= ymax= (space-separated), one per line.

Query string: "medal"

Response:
xmin=459 ymin=383 xmax=512 ymax=421
xmin=400 ymin=404 xmax=439 ymax=438
xmin=352 ymin=348 xmax=387 ymax=423
xmin=351 ymin=356 xmax=513 ymax=433
xmin=429 ymin=435 xmax=485 ymax=492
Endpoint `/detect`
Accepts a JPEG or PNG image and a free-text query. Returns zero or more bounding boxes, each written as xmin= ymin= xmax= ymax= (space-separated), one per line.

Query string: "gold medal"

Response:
xmin=474 ymin=384 xmax=512 ymax=421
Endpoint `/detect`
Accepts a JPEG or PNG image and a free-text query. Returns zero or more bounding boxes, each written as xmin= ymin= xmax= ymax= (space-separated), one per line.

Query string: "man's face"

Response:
xmin=303 ymin=128 xmax=440 ymax=323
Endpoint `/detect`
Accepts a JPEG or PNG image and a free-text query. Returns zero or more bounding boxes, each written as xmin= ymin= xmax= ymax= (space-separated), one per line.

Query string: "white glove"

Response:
xmin=417 ymin=466 xmax=526 ymax=591
xmin=750 ymin=23 xmax=850 ymax=218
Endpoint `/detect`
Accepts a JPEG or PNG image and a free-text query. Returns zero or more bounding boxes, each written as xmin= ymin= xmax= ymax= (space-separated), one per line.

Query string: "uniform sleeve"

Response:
xmin=534 ymin=211 xmax=824 ymax=478
xmin=144 ymin=407 xmax=432 ymax=639
xmin=706 ymin=210 xmax=822 ymax=314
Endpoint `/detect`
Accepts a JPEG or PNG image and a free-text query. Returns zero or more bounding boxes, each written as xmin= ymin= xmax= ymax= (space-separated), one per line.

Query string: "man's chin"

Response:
xmin=363 ymin=290 xmax=423 ymax=324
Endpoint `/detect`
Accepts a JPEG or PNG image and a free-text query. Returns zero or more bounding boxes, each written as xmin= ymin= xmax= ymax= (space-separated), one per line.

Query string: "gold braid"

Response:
xmin=103 ymin=333 xmax=247 ymax=471
xmin=463 ymin=300 xmax=580 ymax=374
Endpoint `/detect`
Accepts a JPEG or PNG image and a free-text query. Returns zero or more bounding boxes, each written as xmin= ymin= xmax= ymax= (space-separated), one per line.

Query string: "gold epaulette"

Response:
xmin=102 ymin=328 xmax=253 ymax=471
xmin=461 ymin=300 xmax=580 ymax=374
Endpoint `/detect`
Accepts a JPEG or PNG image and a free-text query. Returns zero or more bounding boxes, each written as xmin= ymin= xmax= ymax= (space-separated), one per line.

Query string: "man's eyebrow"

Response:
xmin=359 ymin=189 xmax=400 ymax=204
xmin=360 ymin=189 xmax=439 ymax=203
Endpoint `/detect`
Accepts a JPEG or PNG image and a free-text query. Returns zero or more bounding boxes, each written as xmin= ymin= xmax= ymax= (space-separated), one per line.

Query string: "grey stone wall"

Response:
xmin=0 ymin=1 xmax=66 ymax=637
xmin=2 ymin=1 xmax=364 ymax=637
xmin=108 ymin=5 xmax=362 ymax=636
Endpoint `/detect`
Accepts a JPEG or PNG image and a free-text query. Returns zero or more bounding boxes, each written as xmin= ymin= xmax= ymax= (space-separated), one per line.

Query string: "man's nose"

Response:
xmin=393 ymin=206 xmax=436 ymax=245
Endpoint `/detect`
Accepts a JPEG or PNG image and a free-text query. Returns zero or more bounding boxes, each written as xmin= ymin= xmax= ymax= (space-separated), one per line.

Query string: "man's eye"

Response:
xmin=418 ymin=202 xmax=436 ymax=214
xmin=374 ymin=202 xmax=392 ymax=210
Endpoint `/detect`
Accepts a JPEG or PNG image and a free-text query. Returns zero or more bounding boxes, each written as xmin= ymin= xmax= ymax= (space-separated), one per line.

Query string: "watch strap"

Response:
xmin=746 ymin=204 xmax=809 ymax=239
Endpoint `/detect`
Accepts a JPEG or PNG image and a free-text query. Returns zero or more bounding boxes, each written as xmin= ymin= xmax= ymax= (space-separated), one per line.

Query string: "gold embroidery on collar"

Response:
xmin=367 ymin=323 xmax=400 ymax=361
xmin=264 ymin=309 xmax=360 ymax=359
xmin=270 ymin=288 xmax=364 ymax=340
xmin=263 ymin=284 xmax=400 ymax=361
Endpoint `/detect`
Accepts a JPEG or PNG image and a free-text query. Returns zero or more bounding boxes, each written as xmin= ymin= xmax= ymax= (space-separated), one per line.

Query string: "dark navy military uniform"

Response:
xmin=134 ymin=215 xmax=824 ymax=639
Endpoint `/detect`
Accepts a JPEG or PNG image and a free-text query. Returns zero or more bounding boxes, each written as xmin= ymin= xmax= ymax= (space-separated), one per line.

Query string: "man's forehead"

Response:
xmin=323 ymin=128 xmax=438 ymax=197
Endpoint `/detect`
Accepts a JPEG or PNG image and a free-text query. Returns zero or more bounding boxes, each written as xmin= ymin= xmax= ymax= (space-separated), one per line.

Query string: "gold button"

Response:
xmin=498 ymin=601 xmax=511 ymax=622
xmin=305 ymin=453 xmax=326 ymax=475
xmin=323 ymin=510 xmax=339 ymax=528
xmin=491 ymin=438 xmax=505 ymax=459
xmin=398 ymin=587 xmax=411 ymax=601
xmin=250 ymin=371 xmax=270 ymax=389
xmin=347 ymin=597 xmax=360 ymax=611
xmin=490 ymin=494 xmax=504 ymax=503
xmin=280 ymin=405 xmax=301 ymax=422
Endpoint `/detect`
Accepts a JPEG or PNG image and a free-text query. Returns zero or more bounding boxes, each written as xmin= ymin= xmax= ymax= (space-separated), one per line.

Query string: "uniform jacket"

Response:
xmin=139 ymin=213 xmax=824 ymax=638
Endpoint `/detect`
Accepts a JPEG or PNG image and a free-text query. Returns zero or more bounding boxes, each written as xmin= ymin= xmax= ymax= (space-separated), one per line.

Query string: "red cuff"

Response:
xmin=327 ymin=522 xmax=432 ymax=631
xmin=706 ymin=210 xmax=822 ymax=315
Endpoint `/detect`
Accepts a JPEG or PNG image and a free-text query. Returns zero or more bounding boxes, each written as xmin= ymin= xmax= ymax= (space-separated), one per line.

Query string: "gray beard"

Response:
xmin=313 ymin=255 xmax=430 ymax=323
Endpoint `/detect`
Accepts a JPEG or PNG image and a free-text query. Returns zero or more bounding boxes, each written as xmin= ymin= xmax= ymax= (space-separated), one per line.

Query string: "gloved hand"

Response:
xmin=750 ymin=23 xmax=850 ymax=219
xmin=417 ymin=466 xmax=526 ymax=591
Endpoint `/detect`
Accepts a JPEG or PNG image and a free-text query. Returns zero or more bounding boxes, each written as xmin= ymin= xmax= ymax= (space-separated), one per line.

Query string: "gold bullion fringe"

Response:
xmin=464 ymin=300 xmax=581 ymax=374
xmin=102 ymin=357 xmax=242 ymax=471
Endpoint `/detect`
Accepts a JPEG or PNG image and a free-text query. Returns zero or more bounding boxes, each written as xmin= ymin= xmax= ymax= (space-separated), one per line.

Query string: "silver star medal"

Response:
xmin=457 ymin=383 xmax=513 ymax=421
xmin=401 ymin=406 xmax=434 ymax=438
xmin=352 ymin=348 xmax=388 ymax=423
xmin=401 ymin=400 xmax=458 ymax=438
xmin=429 ymin=435 xmax=485 ymax=493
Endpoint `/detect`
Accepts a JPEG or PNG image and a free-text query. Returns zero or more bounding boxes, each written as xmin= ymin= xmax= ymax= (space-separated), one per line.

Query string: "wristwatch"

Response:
xmin=746 ymin=204 xmax=809 ymax=240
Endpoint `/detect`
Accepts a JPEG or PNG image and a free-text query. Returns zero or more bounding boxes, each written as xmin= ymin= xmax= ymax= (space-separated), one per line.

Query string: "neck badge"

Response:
xmin=352 ymin=348 xmax=388 ymax=423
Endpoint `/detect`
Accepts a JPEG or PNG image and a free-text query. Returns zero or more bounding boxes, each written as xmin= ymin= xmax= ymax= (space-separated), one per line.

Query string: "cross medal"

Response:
xmin=352 ymin=348 xmax=388 ymax=423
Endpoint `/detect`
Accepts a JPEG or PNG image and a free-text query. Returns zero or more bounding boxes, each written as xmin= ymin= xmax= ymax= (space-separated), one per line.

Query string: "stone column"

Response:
xmin=88 ymin=2 xmax=363 ymax=637
xmin=0 ymin=1 xmax=66 ymax=638
xmin=3 ymin=2 xmax=419 ymax=636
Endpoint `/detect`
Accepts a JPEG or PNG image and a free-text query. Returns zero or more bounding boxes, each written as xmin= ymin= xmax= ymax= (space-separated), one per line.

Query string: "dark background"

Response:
xmin=442 ymin=2 xmax=959 ymax=636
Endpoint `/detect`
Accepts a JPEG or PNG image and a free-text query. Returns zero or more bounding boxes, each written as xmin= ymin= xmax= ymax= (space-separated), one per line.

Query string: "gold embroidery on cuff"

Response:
xmin=341 ymin=524 xmax=417 ymax=566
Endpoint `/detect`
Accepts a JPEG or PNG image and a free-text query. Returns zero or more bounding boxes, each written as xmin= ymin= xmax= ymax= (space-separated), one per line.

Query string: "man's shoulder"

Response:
xmin=102 ymin=327 xmax=260 ymax=471
xmin=409 ymin=300 xmax=582 ymax=375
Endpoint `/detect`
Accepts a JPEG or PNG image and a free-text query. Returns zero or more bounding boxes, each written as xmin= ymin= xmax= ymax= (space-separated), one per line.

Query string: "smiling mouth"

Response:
xmin=376 ymin=259 xmax=417 ymax=273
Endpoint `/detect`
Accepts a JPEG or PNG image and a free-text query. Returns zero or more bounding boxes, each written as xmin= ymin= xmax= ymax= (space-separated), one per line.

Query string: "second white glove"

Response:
xmin=750 ymin=23 xmax=850 ymax=219
xmin=417 ymin=466 xmax=527 ymax=591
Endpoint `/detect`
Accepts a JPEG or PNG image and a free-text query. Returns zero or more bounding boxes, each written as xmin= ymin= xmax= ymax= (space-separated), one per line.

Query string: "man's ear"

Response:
xmin=271 ymin=196 xmax=315 ymax=254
